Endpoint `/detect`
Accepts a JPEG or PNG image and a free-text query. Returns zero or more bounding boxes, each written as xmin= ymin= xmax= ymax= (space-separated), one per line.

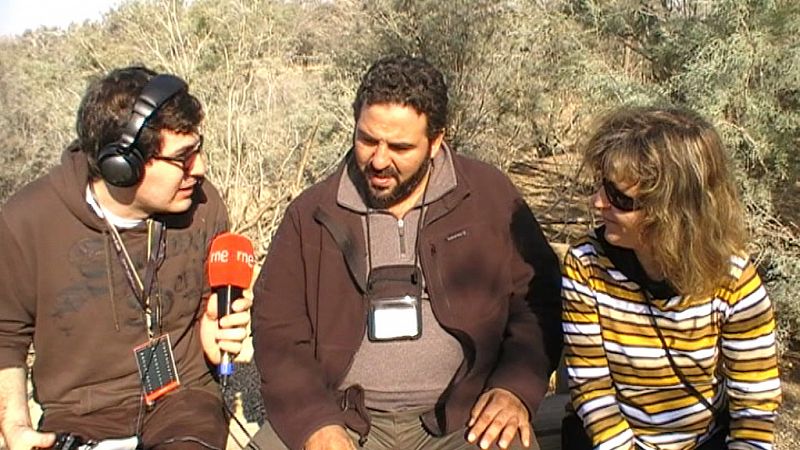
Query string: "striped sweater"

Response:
xmin=562 ymin=229 xmax=781 ymax=450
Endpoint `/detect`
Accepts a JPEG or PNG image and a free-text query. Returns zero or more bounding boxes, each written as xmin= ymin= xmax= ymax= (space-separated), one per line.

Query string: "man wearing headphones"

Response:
xmin=0 ymin=66 xmax=250 ymax=450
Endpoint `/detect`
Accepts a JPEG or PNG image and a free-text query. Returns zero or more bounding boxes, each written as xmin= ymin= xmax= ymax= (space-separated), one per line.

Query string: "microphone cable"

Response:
xmin=221 ymin=377 xmax=261 ymax=450
xmin=146 ymin=380 xmax=259 ymax=450
xmin=157 ymin=436 xmax=223 ymax=450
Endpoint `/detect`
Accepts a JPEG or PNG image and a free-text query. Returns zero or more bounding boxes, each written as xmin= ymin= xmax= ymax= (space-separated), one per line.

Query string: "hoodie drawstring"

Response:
xmin=103 ymin=230 xmax=121 ymax=331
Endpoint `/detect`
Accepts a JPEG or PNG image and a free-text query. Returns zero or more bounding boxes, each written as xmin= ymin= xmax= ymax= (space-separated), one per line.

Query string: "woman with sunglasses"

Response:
xmin=561 ymin=106 xmax=781 ymax=450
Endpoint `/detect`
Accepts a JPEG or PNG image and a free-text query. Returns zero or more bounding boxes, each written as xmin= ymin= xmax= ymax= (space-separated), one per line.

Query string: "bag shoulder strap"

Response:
xmin=313 ymin=207 xmax=367 ymax=293
xmin=643 ymin=292 xmax=717 ymax=412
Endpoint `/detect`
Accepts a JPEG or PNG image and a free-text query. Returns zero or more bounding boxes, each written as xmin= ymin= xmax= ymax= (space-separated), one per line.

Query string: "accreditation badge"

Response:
xmin=365 ymin=264 xmax=423 ymax=342
xmin=368 ymin=295 xmax=422 ymax=341
xmin=133 ymin=334 xmax=180 ymax=405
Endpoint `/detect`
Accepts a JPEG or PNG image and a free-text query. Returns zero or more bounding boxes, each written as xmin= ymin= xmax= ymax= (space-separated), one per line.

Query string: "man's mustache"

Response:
xmin=365 ymin=165 xmax=398 ymax=178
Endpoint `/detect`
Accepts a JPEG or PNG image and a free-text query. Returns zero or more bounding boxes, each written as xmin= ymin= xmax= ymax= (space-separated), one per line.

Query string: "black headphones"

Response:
xmin=97 ymin=74 xmax=188 ymax=187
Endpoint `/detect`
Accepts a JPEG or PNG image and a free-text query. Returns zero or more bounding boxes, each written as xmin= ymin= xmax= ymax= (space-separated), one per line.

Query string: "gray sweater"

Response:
xmin=336 ymin=147 xmax=463 ymax=412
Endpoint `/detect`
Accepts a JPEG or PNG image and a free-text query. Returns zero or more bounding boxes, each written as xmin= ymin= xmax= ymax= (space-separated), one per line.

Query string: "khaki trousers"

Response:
xmin=249 ymin=408 xmax=540 ymax=450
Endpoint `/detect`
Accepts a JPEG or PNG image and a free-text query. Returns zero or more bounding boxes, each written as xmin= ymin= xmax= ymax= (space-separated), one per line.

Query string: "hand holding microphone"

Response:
xmin=204 ymin=232 xmax=255 ymax=387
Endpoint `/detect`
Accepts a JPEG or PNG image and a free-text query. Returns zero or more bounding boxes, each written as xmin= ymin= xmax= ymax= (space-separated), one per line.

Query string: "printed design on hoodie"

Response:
xmin=52 ymin=230 xmax=207 ymax=335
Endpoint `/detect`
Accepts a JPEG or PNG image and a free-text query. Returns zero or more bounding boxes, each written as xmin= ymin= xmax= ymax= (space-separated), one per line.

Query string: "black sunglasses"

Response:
xmin=152 ymin=135 xmax=204 ymax=171
xmin=602 ymin=178 xmax=640 ymax=212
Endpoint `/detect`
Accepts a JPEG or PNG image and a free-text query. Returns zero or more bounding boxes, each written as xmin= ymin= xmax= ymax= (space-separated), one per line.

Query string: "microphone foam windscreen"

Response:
xmin=207 ymin=232 xmax=255 ymax=288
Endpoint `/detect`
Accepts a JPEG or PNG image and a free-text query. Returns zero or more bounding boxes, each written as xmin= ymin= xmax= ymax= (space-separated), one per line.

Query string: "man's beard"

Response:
xmin=356 ymin=155 xmax=431 ymax=210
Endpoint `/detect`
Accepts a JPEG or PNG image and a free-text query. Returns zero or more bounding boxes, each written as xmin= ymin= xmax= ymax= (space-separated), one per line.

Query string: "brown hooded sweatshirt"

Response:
xmin=0 ymin=146 xmax=227 ymax=420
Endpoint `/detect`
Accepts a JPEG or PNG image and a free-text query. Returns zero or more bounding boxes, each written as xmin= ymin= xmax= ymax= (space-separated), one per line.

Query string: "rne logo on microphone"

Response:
xmin=209 ymin=249 xmax=256 ymax=268
xmin=207 ymin=232 xmax=256 ymax=289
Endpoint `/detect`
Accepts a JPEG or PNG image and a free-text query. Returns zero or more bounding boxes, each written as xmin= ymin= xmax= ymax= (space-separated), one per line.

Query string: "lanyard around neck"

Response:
xmin=89 ymin=184 xmax=166 ymax=338
xmin=104 ymin=216 xmax=166 ymax=339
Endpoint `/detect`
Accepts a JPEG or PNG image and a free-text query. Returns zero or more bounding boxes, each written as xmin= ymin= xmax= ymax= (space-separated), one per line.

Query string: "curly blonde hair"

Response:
xmin=583 ymin=106 xmax=746 ymax=296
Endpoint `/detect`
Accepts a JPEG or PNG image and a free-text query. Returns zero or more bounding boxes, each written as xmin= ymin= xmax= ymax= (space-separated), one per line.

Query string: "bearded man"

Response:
xmin=249 ymin=55 xmax=562 ymax=450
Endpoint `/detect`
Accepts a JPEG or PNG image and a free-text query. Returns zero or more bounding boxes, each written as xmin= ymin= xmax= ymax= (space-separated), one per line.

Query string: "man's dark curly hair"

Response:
xmin=352 ymin=55 xmax=448 ymax=139
xmin=76 ymin=66 xmax=204 ymax=178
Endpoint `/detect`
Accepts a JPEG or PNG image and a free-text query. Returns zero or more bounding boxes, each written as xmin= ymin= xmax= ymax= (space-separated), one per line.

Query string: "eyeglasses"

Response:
xmin=602 ymin=178 xmax=640 ymax=212
xmin=152 ymin=135 xmax=204 ymax=172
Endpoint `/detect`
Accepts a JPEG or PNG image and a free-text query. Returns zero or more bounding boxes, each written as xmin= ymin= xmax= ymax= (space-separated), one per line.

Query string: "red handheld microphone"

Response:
xmin=207 ymin=232 xmax=255 ymax=383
